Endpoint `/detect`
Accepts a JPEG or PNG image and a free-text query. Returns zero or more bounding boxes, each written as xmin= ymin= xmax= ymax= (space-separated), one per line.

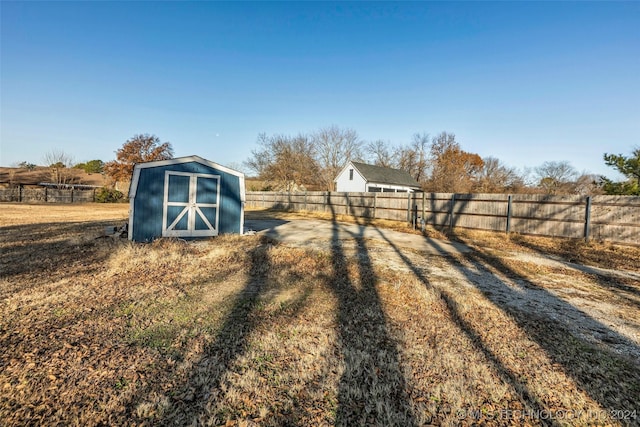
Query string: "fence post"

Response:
xmin=373 ymin=192 xmax=377 ymax=219
xmin=346 ymin=192 xmax=350 ymax=215
xmin=407 ymin=192 xmax=411 ymax=224
xmin=422 ymin=192 xmax=426 ymax=226
xmin=584 ymin=196 xmax=592 ymax=241
xmin=44 ymin=187 xmax=48 ymax=202
xmin=449 ymin=194 xmax=456 ymax=230
xmin=71 ymin=188 xmax=74 ymax=203
xmin=304 ymin=191 xmax=307 ymax=211
xmin=506 ymin=194 xmax=513 ymax=233
xmin=19 ymin=185 xmax=23 ymax=202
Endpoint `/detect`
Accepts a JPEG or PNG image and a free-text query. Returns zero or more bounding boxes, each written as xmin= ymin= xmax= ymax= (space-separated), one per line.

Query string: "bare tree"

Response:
xmin=395 ymin=132 xmax=431 ymax=184
xmin=312 ymin=125 xmax=363 ymax=190
xmin=574 ymin=173 xmax=603 ymax=196
xmin=245 ymin=133 xmax=273 ymax=178
xmin=534 ymin=161 xmax=578 ymax=194
xmin=245 ymin=133 xmax=320 ymax=191
xmin=476 ymin=157 xmax=522 ymax=193
xmin=43 ymin=149 xmax=75 ymax=187
xmin=366 ymin=140 xmax=396 ymax=168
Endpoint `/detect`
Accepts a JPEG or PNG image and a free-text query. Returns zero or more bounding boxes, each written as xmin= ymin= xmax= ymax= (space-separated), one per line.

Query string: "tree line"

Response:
xmin=13 ymin=131 xmax=640 ymax=196
xmin=11 ymin=136 xmax=173 ymax=189
xmin=244 ymin=125 xmax=639 ymax=196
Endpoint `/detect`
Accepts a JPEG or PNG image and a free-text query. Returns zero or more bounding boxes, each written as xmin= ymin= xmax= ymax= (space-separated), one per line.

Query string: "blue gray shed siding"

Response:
xmin=128 ymin=156 xmax=245 ymax=242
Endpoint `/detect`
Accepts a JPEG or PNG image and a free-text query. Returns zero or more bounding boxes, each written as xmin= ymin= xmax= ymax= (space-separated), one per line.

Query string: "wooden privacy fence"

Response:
xmin=0 ymin=187 xmax=98 ymax=203
xmin=245 ymin=191 xmax=640 ymax=245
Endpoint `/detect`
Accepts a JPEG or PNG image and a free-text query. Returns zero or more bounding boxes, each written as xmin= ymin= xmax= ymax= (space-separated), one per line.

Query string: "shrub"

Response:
xmin=95 ymin=187 xmax=124 ymax=203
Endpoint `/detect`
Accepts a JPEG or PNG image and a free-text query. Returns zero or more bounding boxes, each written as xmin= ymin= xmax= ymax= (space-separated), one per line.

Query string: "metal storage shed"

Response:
xmin=128 ymin=155 xmax=245 ymax=242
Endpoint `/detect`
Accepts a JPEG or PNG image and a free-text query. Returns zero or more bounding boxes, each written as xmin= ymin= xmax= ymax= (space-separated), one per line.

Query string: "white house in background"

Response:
xmin=334 ymin=161 xmax=421 ymax=193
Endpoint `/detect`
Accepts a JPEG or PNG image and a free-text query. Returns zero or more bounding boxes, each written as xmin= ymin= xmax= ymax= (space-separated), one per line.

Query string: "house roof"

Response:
xmin=350 ymin=161 xmax=421 ymax=188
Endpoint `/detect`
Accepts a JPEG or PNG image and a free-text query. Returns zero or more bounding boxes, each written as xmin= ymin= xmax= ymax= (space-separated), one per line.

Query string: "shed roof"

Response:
xmin=349 ymin=161 xmax=421 ymax=188
xmin=129 ymin=155 xmax=245 ymax=199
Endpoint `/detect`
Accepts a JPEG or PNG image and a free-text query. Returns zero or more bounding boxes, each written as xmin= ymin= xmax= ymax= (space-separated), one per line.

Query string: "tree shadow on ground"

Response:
xmin=367 ymin=226 xmax=557 ymax=425
xmin=327 ymin=197 xmax=416 ymax=426
xmin=454 ymin=243 xmax=640 ymax=412
xmin=510 ymin=237 xmax=640 ymax=303
xmin=0 ymin=220 xmax=126 ymax=294
xmin=150 ymin=237 xmax=278 ymax=425
xmin=408 ymin=229 xmax=640 ymax=419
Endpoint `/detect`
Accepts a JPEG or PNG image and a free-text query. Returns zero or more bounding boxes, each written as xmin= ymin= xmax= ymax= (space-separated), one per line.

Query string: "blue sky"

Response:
xmin=1 ymin=2 xmax=638 ymax=179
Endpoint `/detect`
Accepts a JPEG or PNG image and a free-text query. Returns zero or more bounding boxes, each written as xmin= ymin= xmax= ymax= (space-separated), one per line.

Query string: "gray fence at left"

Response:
xmin=0 ymin=187 xmax=97 ymax=203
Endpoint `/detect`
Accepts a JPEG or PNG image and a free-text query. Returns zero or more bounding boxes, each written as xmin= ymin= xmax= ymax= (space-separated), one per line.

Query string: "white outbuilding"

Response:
xmin=334 ymin=161 xmax=421 ymax=193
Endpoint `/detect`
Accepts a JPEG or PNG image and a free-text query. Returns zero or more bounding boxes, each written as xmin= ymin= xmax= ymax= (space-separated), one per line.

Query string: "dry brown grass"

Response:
xmin=1 ymin=203 xmax=638 ymax=426
xmin=451 ymin=227 xmax=640 ymax=272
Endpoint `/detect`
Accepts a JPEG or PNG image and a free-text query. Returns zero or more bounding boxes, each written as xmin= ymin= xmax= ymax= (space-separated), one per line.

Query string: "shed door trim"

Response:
xmin=162 ymin=171 xmax=220 ymax=237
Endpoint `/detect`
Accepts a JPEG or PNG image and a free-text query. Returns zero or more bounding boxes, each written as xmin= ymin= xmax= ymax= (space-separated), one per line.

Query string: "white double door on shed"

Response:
xmin=162 ymin=171 xmax=220 ymax=237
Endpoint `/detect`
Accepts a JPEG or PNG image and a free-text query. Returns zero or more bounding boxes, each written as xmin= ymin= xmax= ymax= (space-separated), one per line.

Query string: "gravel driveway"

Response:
xmin=244 ymin=218 xmax=470 ymax=256
xmin=245 ymin=216 xmax=640 ymax=362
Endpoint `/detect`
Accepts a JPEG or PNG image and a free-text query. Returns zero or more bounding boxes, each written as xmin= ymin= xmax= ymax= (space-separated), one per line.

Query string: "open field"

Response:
xmin=1 ymin=203 xmax=639 ymax=426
